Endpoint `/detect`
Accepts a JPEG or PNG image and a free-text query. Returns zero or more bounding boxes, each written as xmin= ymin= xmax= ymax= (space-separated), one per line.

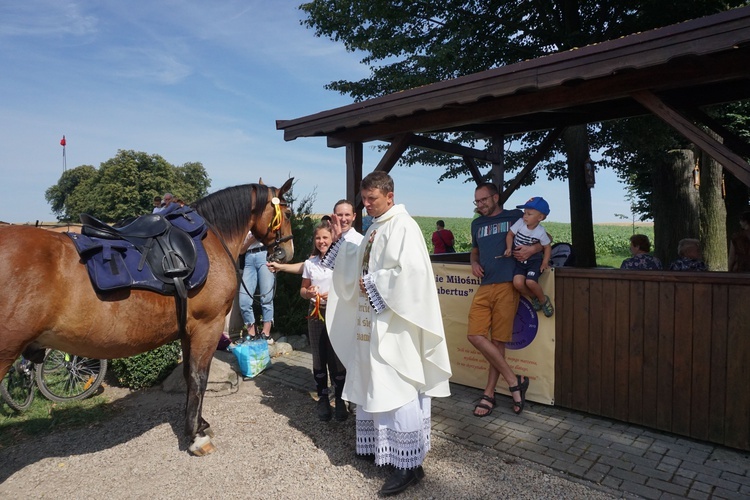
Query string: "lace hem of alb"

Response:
xmin=355 ymin=417 xmax=431 ymax=469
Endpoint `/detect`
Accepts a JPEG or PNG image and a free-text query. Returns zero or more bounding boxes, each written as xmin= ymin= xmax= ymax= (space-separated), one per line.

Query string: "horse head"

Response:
xmin=190 ymin=179 xmax=295 ymax=264
xmin=252 ymin=178 xmax=294 ymax=263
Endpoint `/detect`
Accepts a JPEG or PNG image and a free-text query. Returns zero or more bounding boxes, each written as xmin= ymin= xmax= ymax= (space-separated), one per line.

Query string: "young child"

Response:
xmin=504 ymin=196 xmax=554 ymax=317
xmin=300 ymin=221 xmax=348 ymax=422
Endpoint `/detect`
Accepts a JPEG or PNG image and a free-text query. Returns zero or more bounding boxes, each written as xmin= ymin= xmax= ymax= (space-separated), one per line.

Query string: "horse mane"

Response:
xmin=191 ymin=184 xmax=270 ymax=240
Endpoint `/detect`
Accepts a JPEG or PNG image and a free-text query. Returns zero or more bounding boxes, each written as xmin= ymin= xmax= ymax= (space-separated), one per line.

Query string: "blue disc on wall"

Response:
xmin=507 ymin=296 xmax=539 ymax=350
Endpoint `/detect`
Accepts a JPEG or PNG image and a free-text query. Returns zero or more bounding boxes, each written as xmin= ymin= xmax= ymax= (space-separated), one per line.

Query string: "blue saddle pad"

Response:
xmin=68 ymin=207 xmax=210 ymax=295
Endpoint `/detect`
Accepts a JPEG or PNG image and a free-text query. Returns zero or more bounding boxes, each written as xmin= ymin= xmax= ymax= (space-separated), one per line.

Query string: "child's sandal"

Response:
xmin=530 ymin=297 xmax=542 ymax=311
xmin=541 ymin=295 xmax=554 ymax=317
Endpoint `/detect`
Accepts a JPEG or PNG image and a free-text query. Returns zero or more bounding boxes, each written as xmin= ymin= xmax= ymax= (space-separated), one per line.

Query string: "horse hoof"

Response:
xmin=189 ymin=435 xmax=217 ymax=456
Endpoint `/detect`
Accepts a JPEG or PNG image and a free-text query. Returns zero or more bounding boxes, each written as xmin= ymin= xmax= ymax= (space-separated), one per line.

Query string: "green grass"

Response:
xmin=414 ymin=216 xmax=653 ymax=266
xmin=0 ymin=389 xmax=116 ymax=449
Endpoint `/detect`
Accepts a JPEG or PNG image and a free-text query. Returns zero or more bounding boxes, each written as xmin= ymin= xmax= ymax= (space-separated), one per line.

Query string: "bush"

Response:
xmin=110 ymin=341 xmax=182 ymax=389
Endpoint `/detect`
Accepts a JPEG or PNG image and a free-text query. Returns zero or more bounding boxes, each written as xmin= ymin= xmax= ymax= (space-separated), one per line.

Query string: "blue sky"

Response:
xmin=0 ymin=0 xmax=631 ymax=224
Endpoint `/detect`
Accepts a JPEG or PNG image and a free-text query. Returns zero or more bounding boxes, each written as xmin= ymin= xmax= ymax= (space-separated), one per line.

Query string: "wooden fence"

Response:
xmin=555 ymin=268 xmax=750 ymax=450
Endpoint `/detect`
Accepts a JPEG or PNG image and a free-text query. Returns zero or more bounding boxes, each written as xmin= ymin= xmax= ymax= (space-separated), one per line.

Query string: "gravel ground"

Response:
xmin=0 ymin=374 xmax=617 ymax=499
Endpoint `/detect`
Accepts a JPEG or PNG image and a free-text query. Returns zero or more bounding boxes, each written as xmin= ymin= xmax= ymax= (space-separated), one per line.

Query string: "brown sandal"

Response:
xmin=509 ymin=375 xmax=530 ymax=415
xmin=473 ymin=395 xmax=496 ymax=417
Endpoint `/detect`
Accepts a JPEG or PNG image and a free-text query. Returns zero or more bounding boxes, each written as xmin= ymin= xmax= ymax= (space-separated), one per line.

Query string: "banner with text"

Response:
xmin=432 ymin=263 xmax=555 ymax=405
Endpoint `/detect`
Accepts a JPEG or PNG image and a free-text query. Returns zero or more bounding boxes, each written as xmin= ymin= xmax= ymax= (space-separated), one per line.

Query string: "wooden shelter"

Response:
xmin=277 ymin=8 xmax=750 ymax=450
xmin=279 ymin=7 xmax=750 ymax=199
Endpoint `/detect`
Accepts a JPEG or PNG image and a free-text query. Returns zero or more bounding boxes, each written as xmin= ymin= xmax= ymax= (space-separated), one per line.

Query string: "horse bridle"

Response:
xmin=233 ymin=188 xmax=293 ymax=302
xmin=204 ymin=186 xmax=294 ymax=302
xmin=262 ymin=190 xmax=293 ymax=264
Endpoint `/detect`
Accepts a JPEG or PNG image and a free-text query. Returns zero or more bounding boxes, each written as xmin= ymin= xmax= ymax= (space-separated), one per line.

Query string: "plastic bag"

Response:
xmin=231 ymin=338 xmax=271 ymax=378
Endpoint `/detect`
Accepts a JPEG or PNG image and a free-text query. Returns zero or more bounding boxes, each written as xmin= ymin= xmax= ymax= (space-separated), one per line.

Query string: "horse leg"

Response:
xmin=181 ymin=333 xmax=217 ymax=456
xmin=0 ymin=337 xmax=40 ymax=380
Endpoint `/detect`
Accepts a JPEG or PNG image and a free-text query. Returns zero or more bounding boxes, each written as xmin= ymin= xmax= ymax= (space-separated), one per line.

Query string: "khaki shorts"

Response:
xmin=467 ymin=283 xmax=520 ymax=342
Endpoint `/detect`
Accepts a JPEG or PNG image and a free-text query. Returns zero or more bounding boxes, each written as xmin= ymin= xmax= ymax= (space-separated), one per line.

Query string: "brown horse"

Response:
xmin=0 ymin=179 xmax=294 ymax=455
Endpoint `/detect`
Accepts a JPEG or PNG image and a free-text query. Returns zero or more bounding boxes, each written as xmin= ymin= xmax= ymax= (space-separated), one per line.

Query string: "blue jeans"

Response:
xmin=239 ymin=251 xmax=275 ymax=326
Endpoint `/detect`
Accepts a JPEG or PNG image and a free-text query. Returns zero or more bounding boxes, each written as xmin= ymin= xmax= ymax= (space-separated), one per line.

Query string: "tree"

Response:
xmin=300 ymin=1 xmax=747 ymax=266
xmin=651 ymin=148 xmax=701 ymax=265
xmin=176 ymin=162 xmax=211 ymax=203
xmin=44 ymin=165 xmax=97 ymax=221
xmin=598 ymin=116 xmax=703 ymax=264
xmin=700 ymin=144 xmax=728 ymax=270
xmin=45 ymin=150 xmax=211 ymax=222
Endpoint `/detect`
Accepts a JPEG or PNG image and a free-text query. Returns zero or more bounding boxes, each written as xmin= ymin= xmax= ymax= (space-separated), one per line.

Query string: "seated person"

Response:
xmin=669 ymin=238 xmax=707 ymax=271
xmin=620 ymin=234 xmax=662 ymax=270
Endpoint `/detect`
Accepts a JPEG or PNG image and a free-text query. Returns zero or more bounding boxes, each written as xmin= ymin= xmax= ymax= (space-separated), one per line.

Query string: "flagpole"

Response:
xmin=60 ymin=135 xmax=67 ymax=172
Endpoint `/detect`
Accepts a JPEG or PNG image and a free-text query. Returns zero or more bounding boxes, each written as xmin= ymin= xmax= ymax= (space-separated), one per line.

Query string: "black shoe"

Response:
xmin=317 ymin=396 xmax=332 ymax=421
xmin=334 ymin=397 xmax=349 ymax=421
xmin=379 ymin=466 xmax=424 ymax=496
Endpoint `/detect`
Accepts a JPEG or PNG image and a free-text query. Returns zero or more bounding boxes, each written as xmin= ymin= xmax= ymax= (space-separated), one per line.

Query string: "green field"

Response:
xmin=414 ymin=216 xmax=654 ymax=268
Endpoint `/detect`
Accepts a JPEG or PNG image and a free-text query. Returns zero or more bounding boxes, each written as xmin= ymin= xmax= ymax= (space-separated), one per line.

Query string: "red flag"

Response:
xmin=60 ymin=135 xmax=66 ymax=146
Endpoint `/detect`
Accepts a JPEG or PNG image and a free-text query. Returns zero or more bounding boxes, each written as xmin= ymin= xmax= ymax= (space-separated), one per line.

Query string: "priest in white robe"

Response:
xmin=323 ymin=171 xmax=452 ymax=497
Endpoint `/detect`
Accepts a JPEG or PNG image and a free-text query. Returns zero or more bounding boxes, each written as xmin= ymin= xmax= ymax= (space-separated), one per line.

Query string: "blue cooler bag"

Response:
xmin=231 ymin=338 xmax=271 ymax=378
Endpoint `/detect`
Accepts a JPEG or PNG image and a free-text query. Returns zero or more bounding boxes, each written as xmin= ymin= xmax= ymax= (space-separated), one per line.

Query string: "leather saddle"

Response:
xmin=81 ymin=213 xmax=171 ymax=240
xmin=69 ymin=208 xmax=210 ymax=334
xmin=79 ymin=212 xmax=197 ymax=297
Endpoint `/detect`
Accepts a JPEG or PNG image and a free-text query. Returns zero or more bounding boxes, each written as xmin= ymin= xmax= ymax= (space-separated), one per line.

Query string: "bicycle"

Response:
xmin=1 ymin=349 xmax=108 ymax=412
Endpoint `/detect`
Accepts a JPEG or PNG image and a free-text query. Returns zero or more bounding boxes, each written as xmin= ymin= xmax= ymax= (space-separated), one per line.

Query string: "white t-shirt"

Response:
xmin=302 ymin=255 xmax=332 ymax=303
xmin=510 ymin=218 xmax=551 ymax=255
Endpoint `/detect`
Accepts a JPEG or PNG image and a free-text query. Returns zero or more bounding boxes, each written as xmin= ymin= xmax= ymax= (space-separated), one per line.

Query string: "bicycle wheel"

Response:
xmin=1 ymin=357 xmax=36 ymax=411
xmin=35 ymin=350 xmax=108 ymax=403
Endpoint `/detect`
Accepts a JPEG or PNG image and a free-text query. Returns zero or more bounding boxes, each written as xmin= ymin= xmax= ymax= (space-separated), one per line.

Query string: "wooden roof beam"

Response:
xmin=681 ymin=106 xmax=750 ymax=158
xmin=631 ymin=90 xmax=750 ymax=187
xmin=407 ymin=134 xmax=497 ymax=162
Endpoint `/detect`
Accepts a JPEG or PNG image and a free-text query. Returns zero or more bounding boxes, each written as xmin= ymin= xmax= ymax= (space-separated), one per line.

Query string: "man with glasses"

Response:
xmin=467 ymin=183 xmax=540 ymax=417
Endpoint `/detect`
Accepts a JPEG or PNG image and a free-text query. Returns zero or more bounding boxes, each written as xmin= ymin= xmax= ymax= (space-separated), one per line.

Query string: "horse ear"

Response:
xmin=279 ymin=177 xmax=294 ymax=196
xmin=258 ymin=178 xmax=265 ymax=185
